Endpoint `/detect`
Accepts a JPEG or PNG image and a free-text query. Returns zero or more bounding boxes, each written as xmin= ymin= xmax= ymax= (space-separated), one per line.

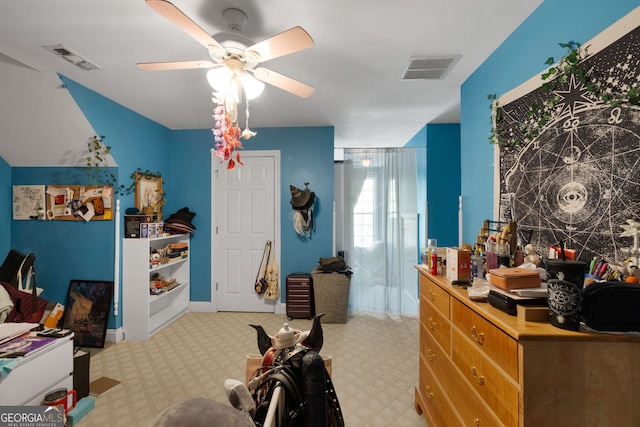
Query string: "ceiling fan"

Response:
xmin=137 ymin=0 xmax=315 ymax=99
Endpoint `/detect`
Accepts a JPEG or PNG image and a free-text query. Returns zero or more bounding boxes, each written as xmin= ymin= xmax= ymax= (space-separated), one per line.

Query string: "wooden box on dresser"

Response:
xmin=415 ymin=265 xmax=640 ymax=427
xmin=123 ymin=234 xmax=190 ymax=340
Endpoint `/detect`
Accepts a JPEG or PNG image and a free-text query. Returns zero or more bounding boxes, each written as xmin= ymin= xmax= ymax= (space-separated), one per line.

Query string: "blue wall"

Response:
xmin=405 ymin=123 xmax=460 ymax=250
xmin=169 ymin=127 xmax=334 ymax=302
xmin=7 ymin=75 xmax=334 ymax=331
xmin=11 ymin=167 xmax=115 ymax=306
xmin=460 ymin=0 xmax=640 ymax=245
xmin=427 ymin=124 xmax=460 ymax=247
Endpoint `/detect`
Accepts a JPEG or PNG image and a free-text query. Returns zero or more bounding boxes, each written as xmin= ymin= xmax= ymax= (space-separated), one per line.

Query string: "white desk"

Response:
xmin=0 ymin=334 xmax=74 ymax=406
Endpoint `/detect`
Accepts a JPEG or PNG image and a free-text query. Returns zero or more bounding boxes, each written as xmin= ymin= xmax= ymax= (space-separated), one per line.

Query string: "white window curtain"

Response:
xmin=341 ymin=148 xmax=419 ymax=316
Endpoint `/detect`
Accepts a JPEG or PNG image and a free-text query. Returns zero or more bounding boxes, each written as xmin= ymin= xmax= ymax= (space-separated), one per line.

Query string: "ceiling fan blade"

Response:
xmin=146 ymin=0 xmax=224 ymax=51
xmin=253 ymin=67 xmax=314 ymax=98
xmin=137 ymin=60 xmax=215 ymax=71
xmin=246 ymin=27 xmax=313 ymax=63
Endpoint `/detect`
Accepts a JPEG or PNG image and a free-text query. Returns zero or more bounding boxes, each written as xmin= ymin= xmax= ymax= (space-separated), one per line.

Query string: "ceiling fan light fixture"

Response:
xmin=207 ymin=67 xmax=233 ymax=92
xmin=242 ymin=73 xmax=265 ymax=99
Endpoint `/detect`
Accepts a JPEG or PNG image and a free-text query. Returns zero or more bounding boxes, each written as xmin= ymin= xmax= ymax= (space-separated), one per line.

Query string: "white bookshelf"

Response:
xmin=123 ymin=234 xmax=190 ymax=340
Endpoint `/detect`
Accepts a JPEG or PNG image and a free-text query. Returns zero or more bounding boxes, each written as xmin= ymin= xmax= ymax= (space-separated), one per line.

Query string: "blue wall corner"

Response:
xmin=426 ymin=124 xmax=461 ymax=247
xmin=405 ymin=126 xmax=427 ymax=252
xmin=404 ymin=123 xmax=461 ymax=250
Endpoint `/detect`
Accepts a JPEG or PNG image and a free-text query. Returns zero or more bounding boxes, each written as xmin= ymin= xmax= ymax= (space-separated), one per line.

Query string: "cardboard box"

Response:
xmin=488 ymin=268 xmax=541 ymax=290
xmin=446 ymin=247 xmax=470 ymax=283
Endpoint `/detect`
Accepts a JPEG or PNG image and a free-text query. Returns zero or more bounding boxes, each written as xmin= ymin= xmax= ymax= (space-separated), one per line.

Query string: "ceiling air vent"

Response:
xmin=42 ymin=44 xmax=101 ymax=71
xmin=402 ymin=56 xmax=460 ymax=80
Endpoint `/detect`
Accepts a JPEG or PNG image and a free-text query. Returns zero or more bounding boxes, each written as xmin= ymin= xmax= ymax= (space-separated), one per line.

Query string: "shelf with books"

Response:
xmin=123 ymin=234 xmax=190 ymax=340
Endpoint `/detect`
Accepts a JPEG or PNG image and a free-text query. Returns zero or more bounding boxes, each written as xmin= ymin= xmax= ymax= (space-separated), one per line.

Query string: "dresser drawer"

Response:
xmin=451 ymin=298 xmax=518 ymax=380
xmin=452 ymin=329 xmax=518 ymax=427
xmin=420 ymin=275 xmax=450 ymax=318
xmin=419 ymin=356 xmax=463 ymax=427
xmin=423 ymin=326 xmax=506 ymax=426
xmin=421 ymin=295 xmax=451 ymax=353
xmin=420 ymin=321 xmax=448 ymax=370
xmin=0 ymin=337 xmax=73 ymax=405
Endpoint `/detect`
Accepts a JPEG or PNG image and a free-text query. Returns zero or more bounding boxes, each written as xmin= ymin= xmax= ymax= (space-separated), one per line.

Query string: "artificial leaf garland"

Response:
xmin=489 ymin=40 xmax=640 ymax=147
xmin=211 ymin=93 xmax=257 ymax=170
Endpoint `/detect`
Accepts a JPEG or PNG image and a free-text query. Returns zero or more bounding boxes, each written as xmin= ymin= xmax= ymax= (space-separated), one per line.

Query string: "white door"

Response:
xmin=212 ymin=151 xmax=280 ymax=312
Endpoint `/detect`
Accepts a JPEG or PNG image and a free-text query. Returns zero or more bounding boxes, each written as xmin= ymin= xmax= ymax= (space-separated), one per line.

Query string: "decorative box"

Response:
xmin=488 ymin=268 xmax=541 ymax=290
xmin=446 ymin=247 xmax=471 ymax=284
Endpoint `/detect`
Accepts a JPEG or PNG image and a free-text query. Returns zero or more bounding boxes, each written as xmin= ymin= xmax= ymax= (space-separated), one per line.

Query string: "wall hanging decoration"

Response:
xmin=290 ymin=183 xmax=315 ymax=237
xmin=12 ymin=185 xmax=46 ymax=220
xmin=134 ymin=172 xmax=164 ymax=218
xmin=493 ymin=7 xmax=640 ymax=263
xmin=44 ymin=185 xmax=113 ymax=221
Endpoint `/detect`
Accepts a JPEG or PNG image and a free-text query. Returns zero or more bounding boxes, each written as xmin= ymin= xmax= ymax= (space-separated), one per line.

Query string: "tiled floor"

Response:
xmin=80 ymin=311 xmax=426 ymax=426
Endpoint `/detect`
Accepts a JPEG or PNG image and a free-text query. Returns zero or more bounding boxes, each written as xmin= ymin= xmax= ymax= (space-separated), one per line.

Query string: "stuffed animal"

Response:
xmin=524 ymin=244 xmax=541 ymax=267
xmin=150 ymin=251 xmax=160 ymax=267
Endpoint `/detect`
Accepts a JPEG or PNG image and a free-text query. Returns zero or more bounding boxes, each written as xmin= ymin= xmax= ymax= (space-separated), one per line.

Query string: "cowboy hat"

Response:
xmin=164 ymin=207 xmax=196 ymax=233
xmin=289 ymin=184 xmax=315 ymax=210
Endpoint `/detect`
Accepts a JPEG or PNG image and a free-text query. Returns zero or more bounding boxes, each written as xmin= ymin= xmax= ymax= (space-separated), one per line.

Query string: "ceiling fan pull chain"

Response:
xmin=241 ymin=97 xmax=257 ymax=140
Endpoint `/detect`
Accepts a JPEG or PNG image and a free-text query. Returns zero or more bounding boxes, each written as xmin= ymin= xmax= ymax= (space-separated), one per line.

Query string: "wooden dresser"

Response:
xmin=415 ymin=266 xmax=640 ymax=427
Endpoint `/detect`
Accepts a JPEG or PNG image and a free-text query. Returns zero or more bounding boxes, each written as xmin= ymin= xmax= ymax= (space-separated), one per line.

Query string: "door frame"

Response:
xmin=210 ymin=150 xmax=282 ymax=313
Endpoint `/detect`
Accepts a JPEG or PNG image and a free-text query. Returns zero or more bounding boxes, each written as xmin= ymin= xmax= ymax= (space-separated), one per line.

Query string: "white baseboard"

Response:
xmin=106 ymin=327 xmax=125 ymax=343
xmin=189 ymin=301 xmax=215 ymax=312
xmin=107 ymin=302 xmax=287 ymax=342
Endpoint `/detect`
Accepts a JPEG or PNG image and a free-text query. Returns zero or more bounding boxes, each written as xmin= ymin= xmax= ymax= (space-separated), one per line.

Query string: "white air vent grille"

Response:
xmin=402 ymin=56 xmax=460 ymax=80
xmin=42 ymin=44 xmax=101 ymax=71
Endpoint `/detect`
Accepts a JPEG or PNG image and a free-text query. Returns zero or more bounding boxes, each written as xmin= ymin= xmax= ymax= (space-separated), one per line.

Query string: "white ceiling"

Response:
xmin=0 ymin=0 xmax=542 ymax=167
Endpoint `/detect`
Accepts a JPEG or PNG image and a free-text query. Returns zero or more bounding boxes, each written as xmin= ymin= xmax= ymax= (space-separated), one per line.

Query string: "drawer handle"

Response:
xmin=470 ymin=326 xmax=485 ymax=345
xmin=474 ymin=418 xmax=481 ymax=426
xmin=471 ymin=367 xmax=485 ymax=385
xmin=428 ymin=290 xmax=436 ymax=301
xmin=428 ymin=318 xmax=437 ymax=331
xmin=425 ymin=385 xmax=434 ymax=400
xmin=427 ymin=349 xmax=436 ymax=362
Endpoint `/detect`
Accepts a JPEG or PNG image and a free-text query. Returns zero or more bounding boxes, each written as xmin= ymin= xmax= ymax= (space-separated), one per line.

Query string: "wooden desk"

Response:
xmin=0 ymin=334 xmax=74 ymax=405
xmin=415 ymin=266 xmax=640 ymax=427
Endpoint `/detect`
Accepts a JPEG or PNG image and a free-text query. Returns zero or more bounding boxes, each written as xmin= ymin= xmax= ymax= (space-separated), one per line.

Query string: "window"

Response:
xmin=353 ymin=177 xmax=374 ymax=247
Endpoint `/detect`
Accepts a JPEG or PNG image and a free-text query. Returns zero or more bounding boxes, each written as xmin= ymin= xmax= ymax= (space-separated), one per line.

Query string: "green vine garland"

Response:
xmin=86 ymin=135 xmax=162 ymax=195
xmin=489 ymin=41 xmax=640 ymax=147
xmin=86 ymin=135 xmax=116 ymax=187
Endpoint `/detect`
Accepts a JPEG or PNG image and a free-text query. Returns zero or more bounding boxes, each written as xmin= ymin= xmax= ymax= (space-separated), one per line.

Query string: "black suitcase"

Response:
xmin=286 ymin=273 xmax=314 ymax=320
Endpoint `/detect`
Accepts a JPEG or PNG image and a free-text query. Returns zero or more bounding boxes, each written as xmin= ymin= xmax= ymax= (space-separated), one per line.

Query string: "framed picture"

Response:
xmin=62 ymin=280 xmax=113 ymax=348
xmin=134 ymin=172 xmax=163 ymax=215
xmin=12 ymin=185 xmax=46 ymax=220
